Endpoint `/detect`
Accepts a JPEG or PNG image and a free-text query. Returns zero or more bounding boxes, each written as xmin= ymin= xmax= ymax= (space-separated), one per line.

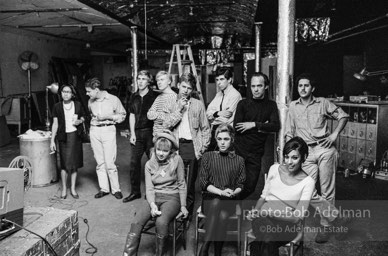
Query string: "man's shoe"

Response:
xmin=123 ymin=193 xmax=141 ymax=203
xmin=315 ymin=228 xmax=330 ymax=243
xmin=114 ymin=191 xmax=123 ymax=199
xmin=95 ymin=191 xmax=109 ymax=199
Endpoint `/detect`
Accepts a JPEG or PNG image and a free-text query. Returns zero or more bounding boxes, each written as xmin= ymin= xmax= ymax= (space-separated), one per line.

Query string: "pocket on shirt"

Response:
xmin=309 ymin=113 xmax=325 ymax=129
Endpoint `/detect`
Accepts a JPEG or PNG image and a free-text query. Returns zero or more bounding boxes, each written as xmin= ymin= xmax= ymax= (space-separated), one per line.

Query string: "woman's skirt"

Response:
xmin=59 ymin=131 xmax=83 ymax=171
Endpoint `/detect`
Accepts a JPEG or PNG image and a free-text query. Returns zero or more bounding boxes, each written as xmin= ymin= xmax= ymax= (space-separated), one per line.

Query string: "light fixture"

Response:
xmin=189 ymin=7 xmax=193 ymax=16
xmin=45 ymin=82 xmax=59 ymax=130
xmin=354 ymin=68 xmax=388 ymax=81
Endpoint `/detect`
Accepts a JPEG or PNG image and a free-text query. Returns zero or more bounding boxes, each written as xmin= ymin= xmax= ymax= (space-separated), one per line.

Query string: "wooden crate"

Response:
xmin=0 ymin=207 xmax=80 ymax=256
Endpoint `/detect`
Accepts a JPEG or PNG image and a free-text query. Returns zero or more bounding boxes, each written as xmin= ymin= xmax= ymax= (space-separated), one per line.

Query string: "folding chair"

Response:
xmin=243 ymin=220 xmax=305 ymax=256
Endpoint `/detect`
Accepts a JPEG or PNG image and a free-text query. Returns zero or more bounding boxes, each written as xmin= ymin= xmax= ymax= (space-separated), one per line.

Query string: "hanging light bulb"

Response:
xmin=189 ymin=7 xmax=193 ymax=16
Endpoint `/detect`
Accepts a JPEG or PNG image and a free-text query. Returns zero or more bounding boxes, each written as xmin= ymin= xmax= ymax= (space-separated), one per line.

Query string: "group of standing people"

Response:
xmin=50 ymin=66 xmax=351 ymax=256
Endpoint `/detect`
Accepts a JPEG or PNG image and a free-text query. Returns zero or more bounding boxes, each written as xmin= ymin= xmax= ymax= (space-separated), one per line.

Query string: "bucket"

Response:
xmin=19 ymin=137 xmax=58 ymax=187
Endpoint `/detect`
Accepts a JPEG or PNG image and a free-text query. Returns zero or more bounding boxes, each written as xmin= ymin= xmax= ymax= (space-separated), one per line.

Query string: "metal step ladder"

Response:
xmin=168 ymin=44 xmax=203 ymax=99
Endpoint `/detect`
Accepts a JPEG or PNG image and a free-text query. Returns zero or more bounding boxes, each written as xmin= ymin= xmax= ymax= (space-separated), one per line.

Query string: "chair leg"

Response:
xmin=243 ymin=232 xmax=248 ymax=256
xmin=172 ymin=220 xmax=176 ymax=256
xmin=195 ymin=217 xmax=199 ymax=256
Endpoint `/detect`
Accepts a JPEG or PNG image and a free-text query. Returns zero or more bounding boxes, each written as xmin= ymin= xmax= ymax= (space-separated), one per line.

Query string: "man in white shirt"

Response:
xmin=206 ymin=67 xmax=242 ymax=150
xmin=85 ymin=77 xmax=126 ymax=200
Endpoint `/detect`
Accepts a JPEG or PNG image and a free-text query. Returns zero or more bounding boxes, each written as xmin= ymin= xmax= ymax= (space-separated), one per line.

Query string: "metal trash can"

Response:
xmin=19 ymin=137 xmax=58 ymax=187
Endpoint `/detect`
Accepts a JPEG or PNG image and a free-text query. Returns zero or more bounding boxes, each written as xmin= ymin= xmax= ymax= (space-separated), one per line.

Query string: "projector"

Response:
xmin=0 ymin=168 xmax=24 ymax=239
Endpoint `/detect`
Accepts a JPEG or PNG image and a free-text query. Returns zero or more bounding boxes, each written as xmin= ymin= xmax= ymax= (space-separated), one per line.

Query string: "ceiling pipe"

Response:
xmin=324 ymin=23 xmax=388 ymax=44
xmin=328 ymin=13 xmax=388 ymax=39
xmin=255 ymin=22 xmax=263 ymax=72
xmin=276 ymin=0 xmax=296 ymax=163
xmin=131 ymin=26 xmax=139 ymax=93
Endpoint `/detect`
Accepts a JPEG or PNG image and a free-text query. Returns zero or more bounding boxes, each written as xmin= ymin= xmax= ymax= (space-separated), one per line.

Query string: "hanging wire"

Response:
xmin=144 ymin=0 xmax=147 ymax=60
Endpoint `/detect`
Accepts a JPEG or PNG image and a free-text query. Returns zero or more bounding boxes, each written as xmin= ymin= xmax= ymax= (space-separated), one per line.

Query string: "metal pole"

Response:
xmin=131 ymin=26 xmax=138 ymax=92
xmin=276 ymin=0 xmax=295 ymax=163
xmin=27 ymin=69 xmax=32 ymax=129
xmin=255 ymin=22 xmax=263 ymax=72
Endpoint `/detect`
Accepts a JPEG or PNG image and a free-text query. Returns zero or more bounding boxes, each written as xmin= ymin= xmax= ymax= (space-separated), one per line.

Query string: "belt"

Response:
xmin=307 ymin=141 xmax=320 ymax=147
xmin=179 ymin=138 xmax=192 ymax=143
xmin=93 ymin=124 xmax=114 ymax=127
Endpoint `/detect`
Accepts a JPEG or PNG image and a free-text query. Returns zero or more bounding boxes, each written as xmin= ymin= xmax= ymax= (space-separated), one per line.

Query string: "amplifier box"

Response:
xmin=0 ymin=168 xmax=24 ymax=239
xmin=0 ymin=207 xmax=80 ymax=256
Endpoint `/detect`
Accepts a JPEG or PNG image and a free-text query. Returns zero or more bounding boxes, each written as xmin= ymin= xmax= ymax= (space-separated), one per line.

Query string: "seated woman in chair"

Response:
xmin=199 ymin=124 xmax=246 ymax=256
xmin=123 ymin=130 xmax=188 ymax=256
xmin=248 ymin=136 xmax=315 ymax=256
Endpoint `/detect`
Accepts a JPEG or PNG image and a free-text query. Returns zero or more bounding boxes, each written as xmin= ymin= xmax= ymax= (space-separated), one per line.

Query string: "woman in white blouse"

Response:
xmin=248 ymin=136 xmax=315 ymax=256
xmin=50 ymin=85 xmax=85 ymax=199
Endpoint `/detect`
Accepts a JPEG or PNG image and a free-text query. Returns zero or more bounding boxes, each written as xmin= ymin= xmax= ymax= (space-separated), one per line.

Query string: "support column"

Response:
xmin=276 ymin=0 xmax=295 ymax=163
xmin=255 ymin=22 xmax=263 ymax=72
xmin=131 ymin=26 xmax=138 ymax=92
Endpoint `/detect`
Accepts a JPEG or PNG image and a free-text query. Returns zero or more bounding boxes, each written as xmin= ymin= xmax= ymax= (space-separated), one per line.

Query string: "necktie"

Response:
xmin=220 ymin=91 xmax=225 ymax=111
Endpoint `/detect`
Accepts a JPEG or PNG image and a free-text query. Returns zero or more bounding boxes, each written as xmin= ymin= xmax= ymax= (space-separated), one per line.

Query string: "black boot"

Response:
xmin=155 ymin=233 xmax=168 ymax=256
xmin=123 ymin=223 xmax=142 ymax=256
xmin=214 ymin=241 xmax=224 ymax=256
xmin=199 ymin=241 xmax=211 ymax=256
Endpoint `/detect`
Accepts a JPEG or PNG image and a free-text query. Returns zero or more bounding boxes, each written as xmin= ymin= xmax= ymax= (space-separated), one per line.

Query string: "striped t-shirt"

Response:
xmin=147 ymin=91 xmax=177 ymax=136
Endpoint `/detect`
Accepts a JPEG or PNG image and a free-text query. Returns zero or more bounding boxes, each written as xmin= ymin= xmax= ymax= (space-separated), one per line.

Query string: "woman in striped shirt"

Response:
xmin=199 ymin=123 xmax=246 ymax=256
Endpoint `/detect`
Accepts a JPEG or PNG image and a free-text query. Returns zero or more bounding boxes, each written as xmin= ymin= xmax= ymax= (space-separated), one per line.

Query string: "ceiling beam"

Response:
xmin=16 ymin=23 xmax=122 ymax=29
xmin=0 ymin=8 xmax=87 ymax=13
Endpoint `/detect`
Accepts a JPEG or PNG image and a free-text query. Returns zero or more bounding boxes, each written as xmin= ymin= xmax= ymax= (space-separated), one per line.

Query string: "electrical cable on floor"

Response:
xmin=1 ymin=218 xmax=58 ymax=256
xmin=79 ymin=217 xmax=98 ymax=255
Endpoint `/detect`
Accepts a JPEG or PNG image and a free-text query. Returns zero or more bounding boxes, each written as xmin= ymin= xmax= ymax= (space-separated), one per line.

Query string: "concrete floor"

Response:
xmin=1 ymin=131 xmax=388 ymax=256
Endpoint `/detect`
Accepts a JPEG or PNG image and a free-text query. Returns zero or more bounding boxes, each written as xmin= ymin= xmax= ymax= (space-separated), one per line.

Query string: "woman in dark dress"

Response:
xmin=50 ymin=85 xmax=85 ymax=199
xmin=198 ymin=123 xmax=246 ymax=256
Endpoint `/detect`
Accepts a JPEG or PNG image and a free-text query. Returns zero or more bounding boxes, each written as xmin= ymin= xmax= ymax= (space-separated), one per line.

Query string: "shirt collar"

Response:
xmin=217 ymin=150 xmax=236 ymax=158
xmin=221 ymin=84 xmax=233 ymax=95
xmin=135 ymin=88 xmax=152 ymax=97
xmin=96 ymin=91 xmax=109 ymax=102
xmin=296 ymin=96 xmax=320 ymax=105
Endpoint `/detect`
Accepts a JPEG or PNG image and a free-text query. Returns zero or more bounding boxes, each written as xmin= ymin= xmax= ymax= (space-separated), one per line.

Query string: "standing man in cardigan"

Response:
xmin=123 ymin=70 xmax=157 ymax=203
xmin=164 ymin=72 xmax=211 ymax=215
xmin=85 ymin=77 xmax=126 ymax=200
xmin=206 ymin=67 xmax=242 ymax=151
xmin=234 ymin=72 xmax=280 ymax=200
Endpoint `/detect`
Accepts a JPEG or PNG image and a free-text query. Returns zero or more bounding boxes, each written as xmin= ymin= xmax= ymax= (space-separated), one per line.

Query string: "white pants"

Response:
xmin=90 ymin=125 xmax=121 ymax=193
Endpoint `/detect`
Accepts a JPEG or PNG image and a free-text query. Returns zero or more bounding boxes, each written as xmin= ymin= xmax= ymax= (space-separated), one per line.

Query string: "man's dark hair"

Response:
xmin=215 ymin=67 xmax=233 ymax=80
xmin=85 ymin=77 xmax=101 ymax=89
xmin=251 ymin=72 xmax=270 ymax=87
xmin=296 ymin=73 xmax=316 ymax=88
xmin=283 ymin=136 xmax=309 ymax=163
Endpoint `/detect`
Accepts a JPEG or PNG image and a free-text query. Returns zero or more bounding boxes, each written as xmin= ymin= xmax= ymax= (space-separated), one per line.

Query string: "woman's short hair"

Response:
xmin=179 ymin=72 xmax=197 ymax=91
xmin=215 ymin=123 xmax=235 ymax=143
xmin=283 ymin=137 xmax=309 ymax=162
xmin=59 ymin=84 xmax=76 ymax=100
xmin=155 ymin=137 xmax=173 ymax=152
xmin=215 ymin=67 xmax=233 ymax=80
xmin=155 ymin=70 xmax=172 ymax=82
xmin=85 ymin=77 xmax=101 ymax=89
